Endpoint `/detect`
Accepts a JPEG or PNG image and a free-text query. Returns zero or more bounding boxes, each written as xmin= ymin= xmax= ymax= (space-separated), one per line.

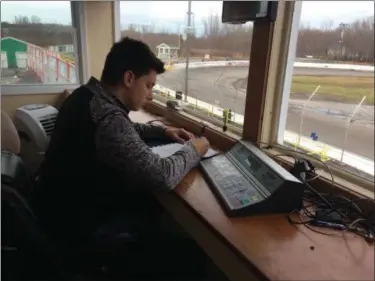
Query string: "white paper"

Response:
xmin=152 ymin=143 xmax=218 ymax=159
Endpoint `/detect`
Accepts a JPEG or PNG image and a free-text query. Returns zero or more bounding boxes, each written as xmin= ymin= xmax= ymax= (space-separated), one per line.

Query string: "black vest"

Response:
xmin=34 ymin=86 xmax=156 ymax=243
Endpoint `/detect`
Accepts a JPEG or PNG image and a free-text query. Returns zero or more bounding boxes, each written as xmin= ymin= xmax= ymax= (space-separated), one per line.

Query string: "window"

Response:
xmin=1 ymin=1 xmax=80 ymax=88
xmin=119 ymin=1 xmax=253 ymax=134
xmin=277 ymin=1 xmax=374 ymax=183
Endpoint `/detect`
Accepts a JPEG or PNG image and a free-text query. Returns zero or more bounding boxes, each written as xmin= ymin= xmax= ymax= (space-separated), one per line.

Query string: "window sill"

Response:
xmin=1 ymin=84 xmax=80 ymax=96
xmin=265 ymin=148 xmax=373 ymax=196
xmin=148 ymin=100 xmax=373 ymax=195
xmin=144 ymin=100 xmax=239 ymax=151
xmin=269 ymin=141 xmax=374 ymax=193
xmin=144 ymin=100 xmax=374 ymax=212
xmin=151 ymin=96 xmax=243 ymax=137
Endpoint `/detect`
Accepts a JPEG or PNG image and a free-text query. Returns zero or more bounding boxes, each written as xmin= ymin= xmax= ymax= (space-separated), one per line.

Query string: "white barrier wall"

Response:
xmin=171 ymin=60 xmax=374 ymax=71
xmin=26 ymin=52 xmax=373 ymax=85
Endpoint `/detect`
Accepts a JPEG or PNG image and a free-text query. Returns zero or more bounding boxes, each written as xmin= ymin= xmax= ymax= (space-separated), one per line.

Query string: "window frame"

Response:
xmin=113 ymin=0 xmax=121 ymax=42
xmin=275 ymin=1 xmax=302 ymax=144
xmin=1 ymin=1 xmax=86 ymax=95
xmin=271 ymin=1 xmax=374 ymax=191
xmin=113 ymin=1 xmax=373 ymax=195
xmin=71 ymin=1 xmax=89 ymax=84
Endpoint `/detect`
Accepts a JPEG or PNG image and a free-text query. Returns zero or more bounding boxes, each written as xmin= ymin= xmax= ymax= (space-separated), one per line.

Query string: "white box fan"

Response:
xmin=13 ymin=104 xmax=58 ymax=175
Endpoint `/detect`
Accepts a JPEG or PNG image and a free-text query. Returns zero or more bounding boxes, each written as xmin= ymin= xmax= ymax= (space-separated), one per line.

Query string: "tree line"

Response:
xmin=1 ymin=14 xmax=373 ymax=63
xmin=1 ymin=15 xmax=74 ymax=47
xmin=121 ymin=14 xmax=374 ymax=63
xmin=297 ymin=17 xmax=374 ymax=63
xmin=121 ymin=14 xmax=253 ymax=58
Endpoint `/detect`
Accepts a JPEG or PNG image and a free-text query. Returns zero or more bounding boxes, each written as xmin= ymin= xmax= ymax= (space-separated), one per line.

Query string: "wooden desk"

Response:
xmin=130 ymin=110 xmax=374 ymax=281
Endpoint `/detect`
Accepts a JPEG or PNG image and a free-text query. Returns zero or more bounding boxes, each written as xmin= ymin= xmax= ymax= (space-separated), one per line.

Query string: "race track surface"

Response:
xmin=158 ymin=66 xmax=374 ymax=160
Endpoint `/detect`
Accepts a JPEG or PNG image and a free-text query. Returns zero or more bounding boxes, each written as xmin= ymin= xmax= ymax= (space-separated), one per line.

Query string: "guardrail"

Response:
xmin=155 ymin=61 xmax=374 ymax=176
xmin=26 ymin=43 xmax=76 ymax=84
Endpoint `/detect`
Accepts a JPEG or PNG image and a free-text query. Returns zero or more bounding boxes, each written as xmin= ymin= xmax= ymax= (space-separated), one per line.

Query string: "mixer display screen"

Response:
xmin=245 ymin=153 xmax=262 ymax=172
xmin=233 ymin=143 xmax=283 ymax=193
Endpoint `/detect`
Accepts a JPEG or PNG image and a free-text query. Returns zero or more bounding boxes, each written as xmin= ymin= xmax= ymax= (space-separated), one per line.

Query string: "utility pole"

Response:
xmin=184 ymin=0 xmax=192 ymax=102
xmin=338 ymin=23 xmax=348 ymax=59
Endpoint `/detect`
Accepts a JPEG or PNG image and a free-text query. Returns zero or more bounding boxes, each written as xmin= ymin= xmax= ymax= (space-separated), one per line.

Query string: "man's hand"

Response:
xmin=165 ymin=128 xmax=195 ymax=144
xmin=191 ymin=137 xmax=210 ymax=156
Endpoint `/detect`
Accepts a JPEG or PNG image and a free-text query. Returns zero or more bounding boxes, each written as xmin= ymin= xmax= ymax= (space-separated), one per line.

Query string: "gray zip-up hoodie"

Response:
xmin=34 ymin=77 xmax=202 ymax=240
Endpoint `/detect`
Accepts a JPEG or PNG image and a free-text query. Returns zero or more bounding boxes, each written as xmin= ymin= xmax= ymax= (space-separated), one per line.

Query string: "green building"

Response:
xmin=1 ymin=37 xmax=28 ymax=68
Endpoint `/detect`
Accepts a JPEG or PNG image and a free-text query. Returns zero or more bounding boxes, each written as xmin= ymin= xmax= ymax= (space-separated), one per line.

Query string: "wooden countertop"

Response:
xmin=130 ymin=110 xmax=374 ymax=281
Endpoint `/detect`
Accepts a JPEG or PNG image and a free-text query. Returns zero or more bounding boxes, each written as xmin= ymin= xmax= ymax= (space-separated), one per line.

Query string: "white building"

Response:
xmin=156 ymin=43 xmax=179 ymax=62
xmin=48 ymin=44 xmax=74 ymax=54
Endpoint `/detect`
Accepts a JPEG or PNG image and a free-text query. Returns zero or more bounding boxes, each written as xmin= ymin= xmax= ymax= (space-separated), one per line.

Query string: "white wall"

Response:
xmin=1 ymin=51 xmax=8 ymax=68
xmin=15 ymin=52 xmax=28 ymax=68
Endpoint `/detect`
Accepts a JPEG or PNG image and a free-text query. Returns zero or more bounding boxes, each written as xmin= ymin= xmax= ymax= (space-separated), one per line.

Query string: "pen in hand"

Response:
xmin=199 ymin=123 xmax=206 ymax=138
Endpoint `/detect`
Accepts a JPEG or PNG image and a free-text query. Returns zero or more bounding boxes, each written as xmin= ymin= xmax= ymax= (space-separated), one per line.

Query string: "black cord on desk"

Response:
xmin=286 ymin=158 xmax=375 ymax=243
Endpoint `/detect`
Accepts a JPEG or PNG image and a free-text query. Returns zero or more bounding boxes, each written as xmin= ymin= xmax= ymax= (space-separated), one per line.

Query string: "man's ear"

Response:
xmin=123 ymin=71 xmax=134 ymax=88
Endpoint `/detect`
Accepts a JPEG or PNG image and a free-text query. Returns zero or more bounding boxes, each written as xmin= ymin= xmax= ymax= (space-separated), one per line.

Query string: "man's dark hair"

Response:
xmin=101 ymin=37 xmax=165 ymax=86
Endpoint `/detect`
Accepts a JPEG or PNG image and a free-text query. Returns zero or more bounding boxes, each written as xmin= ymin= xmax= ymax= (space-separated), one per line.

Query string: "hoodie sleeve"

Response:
xmin=94 ymin=111 xmax=201 ymax=192
xmin=132 ymin=122 xmax=167 ymax=140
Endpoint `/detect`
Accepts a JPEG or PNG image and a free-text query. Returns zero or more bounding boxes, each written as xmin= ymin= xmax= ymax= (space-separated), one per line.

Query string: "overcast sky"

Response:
xmin=1 ymin=1 xmax=374 ymax=32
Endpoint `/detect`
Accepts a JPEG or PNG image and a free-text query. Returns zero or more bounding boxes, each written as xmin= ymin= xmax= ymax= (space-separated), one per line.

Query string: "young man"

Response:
xmin=33 ymin=37 xmax=211 ymax=277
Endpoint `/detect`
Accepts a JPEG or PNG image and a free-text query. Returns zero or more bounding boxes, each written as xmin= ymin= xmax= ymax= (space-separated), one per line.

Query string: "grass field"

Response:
xmin=291 ymin=76 xmax=374 ymax=105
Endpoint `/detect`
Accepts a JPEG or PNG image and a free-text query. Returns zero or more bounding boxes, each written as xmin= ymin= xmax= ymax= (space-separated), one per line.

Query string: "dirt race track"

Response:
xmin=158 ymin=66 xmax=374 ymax=160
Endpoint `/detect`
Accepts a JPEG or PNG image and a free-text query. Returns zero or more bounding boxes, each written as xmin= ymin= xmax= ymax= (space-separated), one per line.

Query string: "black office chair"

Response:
xmin=1 ymin=150 xmax=143 ymax=280
xmin=1 ymin=150 xmax=65 ymax=280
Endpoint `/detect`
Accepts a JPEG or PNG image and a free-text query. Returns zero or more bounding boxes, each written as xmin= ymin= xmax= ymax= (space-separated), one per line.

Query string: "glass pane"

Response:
xmin=119 ymin=1 xmax=184 ymax=105
xmin=120 ymin=1 xmax=251 ymax=135
xmin=1 ymin=1 xmax=78 ymax=85
xmin=283 ymin=1 xmax=374 ymax=181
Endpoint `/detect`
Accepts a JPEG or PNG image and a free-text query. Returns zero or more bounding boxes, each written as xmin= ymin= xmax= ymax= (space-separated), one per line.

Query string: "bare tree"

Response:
xmin=203 ymin=14 xmax=222 ymax=38
xmin=119 ymin=14 xmax=372 ymax=62
xmin=296 ymin=16 xmax=374 ymax=63
xmin=14 ymin=15 xmax=30 ymax=24
xmin=320 ymin=20 xmax=334 ymax=31
xmin=30 ymin=15 xmax=42 ymax=24
xmin=6 ymin=13 xmax=373 ymax=63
